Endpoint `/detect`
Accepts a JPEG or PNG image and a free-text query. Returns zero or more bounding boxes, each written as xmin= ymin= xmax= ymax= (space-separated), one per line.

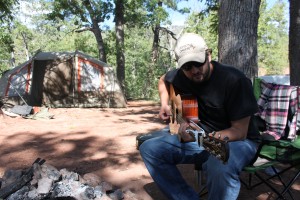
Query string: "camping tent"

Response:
xmin=0 ymin=51 xmax=126 ymax=108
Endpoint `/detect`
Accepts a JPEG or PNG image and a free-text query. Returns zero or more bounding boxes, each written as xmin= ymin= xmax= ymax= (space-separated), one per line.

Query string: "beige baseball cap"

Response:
xmin=174 ymin=33 xmax=208 ymax=68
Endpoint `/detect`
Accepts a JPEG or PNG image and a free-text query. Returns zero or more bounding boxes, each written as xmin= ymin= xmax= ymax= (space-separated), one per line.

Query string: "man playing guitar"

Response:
xmin=139 ymin=33 xmax=259 ymax=200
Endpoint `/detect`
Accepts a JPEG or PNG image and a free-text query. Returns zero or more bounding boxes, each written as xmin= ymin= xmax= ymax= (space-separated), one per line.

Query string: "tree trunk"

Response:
xmin=289 ymin=0 xmax=300 ymax=86
xmin=91 ymin=20 xmax=107 ymax=63
xmin=10 ymin=51 xmax=15 ymax=68
xmin=152 ymin=24 xmax=160 ymax=63
xmin=218 ymin=0 xmax=261 ymax=80
xmin=21 ymin=32 xmax=29 ymax=60
xmin=8 ymin=25 xmax=15 ymax=67
xmin=84 ymin=0 xmax=107 ymax=63
xmin=151 ymin=1 xmax=162 ymax=63
xmin=115 ymin=0 xmax=125 ymax=94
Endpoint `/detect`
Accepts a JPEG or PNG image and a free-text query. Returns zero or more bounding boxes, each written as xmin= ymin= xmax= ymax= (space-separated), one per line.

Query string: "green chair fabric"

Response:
xmin=253 ymin=77 xmax=262 ymax=100
xmin=242 ymin=137 xmax=300 ymax=199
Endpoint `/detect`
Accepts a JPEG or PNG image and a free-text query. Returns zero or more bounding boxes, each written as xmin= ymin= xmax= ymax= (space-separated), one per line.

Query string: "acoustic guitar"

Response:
xmin=169 ymin=84 xmax=229 ymax=163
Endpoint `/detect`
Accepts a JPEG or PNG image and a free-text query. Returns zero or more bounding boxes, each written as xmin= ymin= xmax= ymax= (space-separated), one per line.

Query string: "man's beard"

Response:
xmin=191 ymin=61 xmax=210 ymax=83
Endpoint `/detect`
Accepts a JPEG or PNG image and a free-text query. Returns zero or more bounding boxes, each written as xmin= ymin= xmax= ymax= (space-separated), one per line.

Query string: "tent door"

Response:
xmin=30 ymin=59 xmax=73 ymax=106
xmin=30 ymin=60 xmax=47 ymax=106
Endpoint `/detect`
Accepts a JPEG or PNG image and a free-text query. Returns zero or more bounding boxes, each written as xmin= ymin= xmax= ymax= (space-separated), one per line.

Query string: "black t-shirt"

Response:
xmin=164 ymin=61 xmax=259 ymax=138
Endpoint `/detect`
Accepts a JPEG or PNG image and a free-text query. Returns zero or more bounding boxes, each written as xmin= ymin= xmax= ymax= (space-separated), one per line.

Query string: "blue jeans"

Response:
xmin=139 ymin=129 xmax=257 ymax=200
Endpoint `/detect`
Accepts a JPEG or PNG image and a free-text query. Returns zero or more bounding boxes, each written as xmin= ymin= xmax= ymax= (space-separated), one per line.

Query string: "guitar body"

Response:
xmin=169 ymin=85 xmax=199 ymax=134
xmin=181 ymin=94 xmax=199 ymax=123
xmin=169 ymin=84 xmax=181 ymax=134
xmin=169 ymin=84 xmax=230 ymax=163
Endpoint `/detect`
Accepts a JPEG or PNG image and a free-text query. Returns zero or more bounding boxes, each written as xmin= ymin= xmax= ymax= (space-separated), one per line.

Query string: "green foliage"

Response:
xmin=124 ymin=28 xmax=153 ymax=99
xmin=123 ymin=0 xmax=145 ymax=27
xmin=11 ymin=21 xmax=34 ymax=57
xmin=122 ymin=27 xmax=171 ymax=100
xmin=258 ymin=0 xmax=288 ymax=75
xmin=47 ymin=0 xmax=113 ymax=25
xmin=199 ymin=0 xmax=219 ymax=13
xmin=145 ymin=1 xmax=169 ymax=26
xmin=184 ymin=11 xmax=218 ymax=60
xmin=0 ymin=26 xmax=14 ymax=52
xmin=104 ymin=30 xmax=117 ymax=66
xmin=0 ymin=0 xmax=19 ymax=22
xmin=119 ymin=0 xmax=189 ymax=99
xmin=125 ymin=0 xmax=188 ymax=28
xmin=14 ymin=16 xmax=79 ymax=64
xmin=74 ymin=31 xmax=98 ymax=58
xmin=0 ymin=25 xmax=14 ymax=72
xmin=34 ymin=19 xmax=77 ymax=52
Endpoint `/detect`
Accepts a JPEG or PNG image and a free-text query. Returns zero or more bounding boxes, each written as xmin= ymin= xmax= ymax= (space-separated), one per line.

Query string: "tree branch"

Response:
xmin=75 ymin=27 xmax=93 ymax=33
xmin=159 ymin=27 xmax=177 ymax=40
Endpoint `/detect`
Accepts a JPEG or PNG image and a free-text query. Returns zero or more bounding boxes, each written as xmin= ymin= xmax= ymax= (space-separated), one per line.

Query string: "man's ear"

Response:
xmin=208 ymin=53 xmax=212 ymax=61
xmin=206 ymin=49 xmax=212 ymax=61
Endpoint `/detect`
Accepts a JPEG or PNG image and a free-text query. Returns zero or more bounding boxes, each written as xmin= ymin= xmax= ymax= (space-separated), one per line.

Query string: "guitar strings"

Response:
xmin=169 ymin=108 xmax=197 ymax=132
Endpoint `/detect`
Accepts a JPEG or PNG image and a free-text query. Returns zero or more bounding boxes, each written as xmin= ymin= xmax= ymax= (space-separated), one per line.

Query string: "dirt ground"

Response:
xmin=0 ymin=101 xmax=299 ymax=200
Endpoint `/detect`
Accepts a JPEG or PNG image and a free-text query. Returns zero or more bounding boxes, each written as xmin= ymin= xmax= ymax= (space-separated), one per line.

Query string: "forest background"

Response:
xmin=0 ymin=0 xmax=293 ymax=101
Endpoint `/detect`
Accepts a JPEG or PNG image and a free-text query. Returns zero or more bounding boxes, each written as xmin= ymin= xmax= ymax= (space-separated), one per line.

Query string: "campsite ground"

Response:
xmin=0 ymin=101 xmax=299 ymax=200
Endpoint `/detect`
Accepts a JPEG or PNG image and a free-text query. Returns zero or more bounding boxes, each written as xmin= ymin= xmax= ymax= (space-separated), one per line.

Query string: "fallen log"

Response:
xmin=0 ymin=158 xmax=45 ymax=199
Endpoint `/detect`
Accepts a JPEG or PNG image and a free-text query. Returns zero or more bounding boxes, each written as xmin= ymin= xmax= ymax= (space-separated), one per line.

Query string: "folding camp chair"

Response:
xmin=241 ymin=83 xmax=300 ymax=199
xmin=241 ymin=136 xmax=300 ymax=200
xmin=194 ymin=134 xmax=300 ymax=199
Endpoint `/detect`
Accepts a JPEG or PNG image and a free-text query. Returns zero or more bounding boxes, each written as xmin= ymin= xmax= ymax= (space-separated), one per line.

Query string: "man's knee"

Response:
xmin=139 ymin=140 xmax=149 ymax=156
xmin=139 ymin=138 xmax=159 ymax=157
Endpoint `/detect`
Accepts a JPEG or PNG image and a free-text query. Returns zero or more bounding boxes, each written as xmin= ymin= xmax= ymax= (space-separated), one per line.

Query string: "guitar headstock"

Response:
xmin=202 ymin=135 xmax=230 ymax=164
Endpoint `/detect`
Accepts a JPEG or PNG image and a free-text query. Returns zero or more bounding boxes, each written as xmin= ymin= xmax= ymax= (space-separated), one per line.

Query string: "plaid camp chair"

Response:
xmin=241 ymin=82 xmax=300 ymax=199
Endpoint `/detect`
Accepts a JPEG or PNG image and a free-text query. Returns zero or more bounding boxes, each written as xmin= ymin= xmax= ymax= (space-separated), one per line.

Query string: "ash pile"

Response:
xmin=0 ymin=158 xmax=136 ymax=200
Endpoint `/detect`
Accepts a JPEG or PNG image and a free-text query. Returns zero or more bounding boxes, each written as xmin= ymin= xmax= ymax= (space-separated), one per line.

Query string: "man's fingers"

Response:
xmin=178 ymin=123 xmax=196 ymax=142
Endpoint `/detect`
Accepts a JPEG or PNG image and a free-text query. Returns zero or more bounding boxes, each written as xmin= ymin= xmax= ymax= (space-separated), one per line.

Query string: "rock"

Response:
xmin=94 ymin=185 xmax=104 ymax=198
xmin=60 ymin=168 xmax=79 ymax=182
xmin=99 ymin=181 xmax=113 ymax=193
xmin=1 ymin=164 xmax=127 ymax=200
xmin=42 ymin=164 xmax=61 ymax=181
xmin=6 ymin=186 xmax=30 ymax=200
xmin=123 ymin=189 xmax=138 ymax=200
xmin=27 ymin=187 xmax=39 ymax=199
xmin=36 ymin=177 xmax=53 ymax=194
xmin=81 ymin=173 xmax=102 ymax=187
xmin=1 ymin=169 xmax=23 ymax=188
xmin=31 ymin=163 xmax=42 ymax=186
xmin=107 ymin=189 xmax=124 ymax=200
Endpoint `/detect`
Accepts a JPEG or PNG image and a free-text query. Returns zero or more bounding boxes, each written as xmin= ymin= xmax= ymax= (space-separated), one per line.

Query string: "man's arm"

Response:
xmin=209 ymin=116 xmax=251 ymax=141
xmin=178 ymin=116 xmax=250 ymax=143
xmin=158 ymin=74 xmax=172 ymax=120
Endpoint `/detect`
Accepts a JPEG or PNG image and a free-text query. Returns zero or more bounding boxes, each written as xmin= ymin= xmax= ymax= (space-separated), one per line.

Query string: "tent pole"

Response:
xmin=8 ymin=80 xmax=29 ymax=106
